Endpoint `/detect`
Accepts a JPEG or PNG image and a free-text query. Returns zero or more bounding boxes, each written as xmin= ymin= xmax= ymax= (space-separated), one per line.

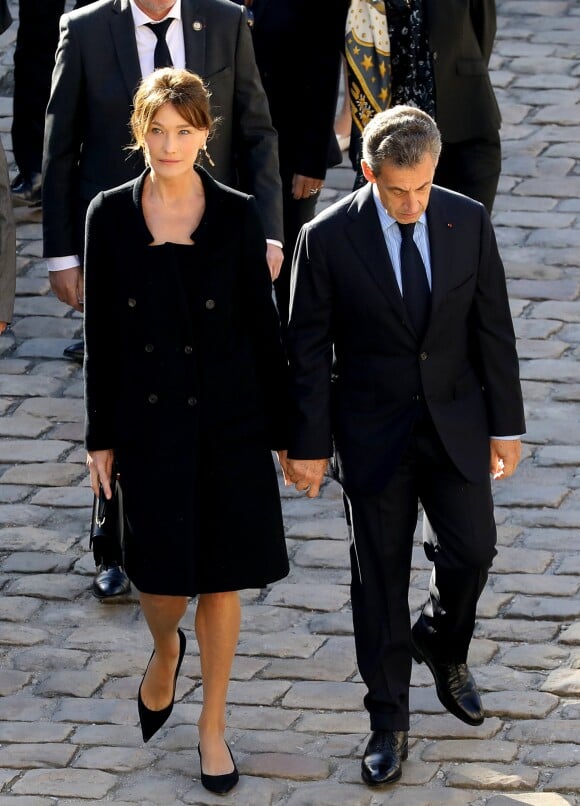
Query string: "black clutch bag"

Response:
xmin=89 ymin=472 xmax=124 ymax=567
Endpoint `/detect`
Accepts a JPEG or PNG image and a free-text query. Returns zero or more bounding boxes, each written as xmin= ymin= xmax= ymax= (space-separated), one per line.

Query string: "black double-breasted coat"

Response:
xmin=84 ymin=167 xmax=289 ymax=595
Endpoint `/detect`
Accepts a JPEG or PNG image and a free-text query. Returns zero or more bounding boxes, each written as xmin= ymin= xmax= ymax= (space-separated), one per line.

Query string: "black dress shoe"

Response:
xmin=361 ymin=729 xmax=408 ymax=786
xmin=198 ymin=742 xmax=239 ymax=794
xmin=138 ymin=628 xmax=186 ymax=743
xmin=11 ymin=172 xmax=42 ymax=207
xmin=411 ymin=622 xmax=484 ymax=726
xmin=92 ymin=563 xmax=131 ymax=599
xmin=63 ymin=340 xmax=84 ymax=364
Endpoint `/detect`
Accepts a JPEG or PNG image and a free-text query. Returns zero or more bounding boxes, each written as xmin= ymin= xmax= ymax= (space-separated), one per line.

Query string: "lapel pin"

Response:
xmin=192 ymin=20 xmax=203 ymax=31
xmin=447 ymin=223 xmax=453 ymax=228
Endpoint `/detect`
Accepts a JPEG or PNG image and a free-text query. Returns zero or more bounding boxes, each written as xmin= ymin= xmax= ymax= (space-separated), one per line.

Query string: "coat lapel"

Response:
xmin=110 ymin=0 xmax=142 ymax=100
xmin=345 ymin=184 xmax=412 ymax=331
xmin=425 ymin=186 xmax=461 ymax=320
xmin=182 ymin=0 xmax=206 ymax=76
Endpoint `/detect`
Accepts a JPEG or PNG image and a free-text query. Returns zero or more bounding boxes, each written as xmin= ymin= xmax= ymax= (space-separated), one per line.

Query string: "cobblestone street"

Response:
xmin=0 ymin=0 xmax=579 ymax=803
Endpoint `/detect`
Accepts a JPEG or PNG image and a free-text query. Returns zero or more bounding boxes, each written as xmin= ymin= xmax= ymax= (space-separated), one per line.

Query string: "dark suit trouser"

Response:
xmin=274 ymin=170 xmax=317 ymax=331
xmin=434 ymin=135 xmax=502 ymax=215
xmin=12 ymin=0 xmax=66 ymax=178
xmin=344 ymin=409 xmax=496 ymax=731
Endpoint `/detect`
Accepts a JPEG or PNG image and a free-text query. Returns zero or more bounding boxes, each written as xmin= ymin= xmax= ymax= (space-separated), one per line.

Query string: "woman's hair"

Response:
xmin=362 ymin=105 xmax=442 ymax=174
xmin=129 ymin=67 xmax=215 ymax=152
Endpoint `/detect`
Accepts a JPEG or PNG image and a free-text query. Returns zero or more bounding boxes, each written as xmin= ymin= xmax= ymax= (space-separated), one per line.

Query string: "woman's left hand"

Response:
xmin=87 ymin=449 xmax=115 ymax=498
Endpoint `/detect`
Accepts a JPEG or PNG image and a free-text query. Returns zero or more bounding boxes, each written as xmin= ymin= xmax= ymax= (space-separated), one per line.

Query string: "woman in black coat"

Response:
xmin=84 ymin=68 xmax=289 ymax=794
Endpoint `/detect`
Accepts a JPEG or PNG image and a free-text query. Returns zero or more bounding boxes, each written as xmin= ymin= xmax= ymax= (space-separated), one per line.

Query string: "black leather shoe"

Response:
xmin=411 ymin=622 xmax=484 ymax=726
xmin=361 ymin=729 xmax=408 ymax=786
xmin=198 ymin=742 xmax=239 ymax=794
xmin=92 ymin=563 xmax=131 ymax=599
xmin=63 ymin=340 xmax=84 ymax=364
xmin=11 ymin=172 xmax=42 ymax=207
xmin=138 ymin=628 xmax=186 ymax=743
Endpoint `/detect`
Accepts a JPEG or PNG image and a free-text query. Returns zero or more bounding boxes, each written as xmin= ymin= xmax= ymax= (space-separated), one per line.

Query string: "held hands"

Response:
xmin=49 ymin=266 xmax=84 ymax=312
xmin=87 ymin=449 xmax=115 ymax=499
xmin=489 ymin=439 xmax=521 ymax=480
xmin=277 ymin=451 xmax=328 ymax=498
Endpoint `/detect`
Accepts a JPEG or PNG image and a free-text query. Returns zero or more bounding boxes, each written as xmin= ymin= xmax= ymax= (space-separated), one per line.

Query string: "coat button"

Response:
xmin=148 ymin=393 xmax=158 ymax=404
xmin=420 ymin=352 xmax=428 ymax=361
xmin=184 ymin=345 xmax=193 ymax=354
xmin=128 ymin=298 xmax=137 ymax=307
xmin=205 ymin=299 xmax=216 ymax=310
xmin=187 ymin=397 xmax=197 ymax=407
xmin=145 ymin=344 xmax=154 ymax=353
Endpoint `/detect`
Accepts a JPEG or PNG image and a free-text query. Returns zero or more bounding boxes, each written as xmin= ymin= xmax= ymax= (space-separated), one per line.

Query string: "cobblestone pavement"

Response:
xmin=0 ymin=1 xmax=579 ymax=804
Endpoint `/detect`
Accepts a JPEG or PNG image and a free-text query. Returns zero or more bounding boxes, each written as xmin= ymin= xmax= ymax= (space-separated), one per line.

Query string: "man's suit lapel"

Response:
xmin=426 ymin=187 xmax=461 ymax=320
xmin=182 ymin=0 xmax=206 ymax=76
xmin=345 ymin=184 xmax=413 ymax=332
xmin=111 ymin=0 xmax=142 ymax=99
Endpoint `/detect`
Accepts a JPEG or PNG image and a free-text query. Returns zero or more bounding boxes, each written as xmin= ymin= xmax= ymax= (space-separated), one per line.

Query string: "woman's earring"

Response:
xmin=202 ymin=143 xmax=215 ymax=168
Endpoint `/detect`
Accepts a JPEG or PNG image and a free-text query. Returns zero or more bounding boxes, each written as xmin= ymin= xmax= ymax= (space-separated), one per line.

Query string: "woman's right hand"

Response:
xmin=87 ymin=449 xmax=115 ymax=498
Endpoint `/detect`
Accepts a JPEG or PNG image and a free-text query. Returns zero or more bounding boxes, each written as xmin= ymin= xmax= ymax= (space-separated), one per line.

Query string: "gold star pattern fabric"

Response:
xmin=345 ymin=0 xmax=391 ymax=133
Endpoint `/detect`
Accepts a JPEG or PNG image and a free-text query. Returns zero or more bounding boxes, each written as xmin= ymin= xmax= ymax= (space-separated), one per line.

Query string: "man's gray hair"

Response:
xmin=362 ymin=105 xmax=442 ymax=175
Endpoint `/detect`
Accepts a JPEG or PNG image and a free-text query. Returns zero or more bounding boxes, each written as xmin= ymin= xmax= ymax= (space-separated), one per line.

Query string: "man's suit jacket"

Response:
xmin=425 ymin=0 xmax=501 ymax=143
xmin=240 ymin=0 xmax=348 ymax=180
xmin=287 ymin=183 xmax=525 ymax=495
xmin=42 ymin=0 xmax=283 ymax=258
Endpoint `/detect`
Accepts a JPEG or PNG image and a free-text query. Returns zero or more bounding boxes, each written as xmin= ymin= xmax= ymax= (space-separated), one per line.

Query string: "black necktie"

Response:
xmin=398 ymin=222 xmax=430 ymax=339
xmin=146 ymin=19 xmax=174 ymax=69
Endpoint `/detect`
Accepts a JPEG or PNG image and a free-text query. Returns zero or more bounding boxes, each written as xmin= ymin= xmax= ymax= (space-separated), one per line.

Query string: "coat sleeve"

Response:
xmin=231 ymin=6 xmax=284 ymax=243
xmin=83 ymin=193 xmax=120 ymax=451
xmin=241 ymin=196 xmax=289 ymax=448
xmin=42 ymin=13 xmax=84 ymax=259
xmin=470 ymin=207 xmax=525 ymax=437
xmin=286 ymin=222 xmax=334 ymax=459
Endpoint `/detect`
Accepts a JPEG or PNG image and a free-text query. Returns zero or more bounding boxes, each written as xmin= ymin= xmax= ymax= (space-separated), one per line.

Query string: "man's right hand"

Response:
xmin=285 ymin=457 xmax=328 ymax=498
xmin=49 ymin=266 xmax=84 ymax=312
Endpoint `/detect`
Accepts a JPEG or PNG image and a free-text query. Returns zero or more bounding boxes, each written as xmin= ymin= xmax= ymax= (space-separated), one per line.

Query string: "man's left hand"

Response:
xmin=490 ymin=438 xmax=521 ymax=479
xmin=292 ymin=174 xmax=324 ymax=201
xmin=266 ymin=243 xmax=284 ymax=281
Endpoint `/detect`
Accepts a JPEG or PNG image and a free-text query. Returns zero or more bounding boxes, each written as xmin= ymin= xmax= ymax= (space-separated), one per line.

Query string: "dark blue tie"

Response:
xmin=398 ymin=222 xmax=430 ymax=340
xmin=146 ymin=19 xmax=174 ymax=69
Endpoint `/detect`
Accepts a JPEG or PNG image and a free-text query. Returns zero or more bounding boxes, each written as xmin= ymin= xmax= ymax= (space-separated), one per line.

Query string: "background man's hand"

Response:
xmin=490 ymin=439 xmax=521 ymax=479
xmin=291 ymin=174 xmax=324 ymax=200
xmin=266 ymin=243 xmax=283 ymax=281
xmin=285 ymin=457 xmax=328 ymax=498
xmin=49 ymin=266 xmax=84 ymax=312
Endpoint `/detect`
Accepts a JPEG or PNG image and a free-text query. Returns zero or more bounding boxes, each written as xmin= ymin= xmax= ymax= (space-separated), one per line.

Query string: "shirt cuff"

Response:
xmin=266 ymin=239 xmax=283 ymax=249
xmin=490 ymin=435 xmax=523 ymax=440
xmin=47 ymin=255 xmax=81 ymax=271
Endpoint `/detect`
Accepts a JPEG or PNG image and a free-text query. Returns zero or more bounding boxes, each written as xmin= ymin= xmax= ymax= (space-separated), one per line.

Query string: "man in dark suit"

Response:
xmin=42 ymin=0 xmax=283 ymax=598
xmin=234 ymin=0 xmax=348 ymax=327
xmin=283 ymin=106 xmax=524 ymax=786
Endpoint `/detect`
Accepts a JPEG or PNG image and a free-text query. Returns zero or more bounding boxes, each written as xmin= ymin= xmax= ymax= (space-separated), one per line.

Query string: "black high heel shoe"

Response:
xmin=198 ymin=742 xmax=239 ymax=794
xmin=137 ymin=628 xmax=186 ymax=743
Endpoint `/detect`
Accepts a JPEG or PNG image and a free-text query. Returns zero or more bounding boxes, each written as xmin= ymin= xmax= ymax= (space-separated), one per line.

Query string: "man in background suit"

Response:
xmin=283 ymin=106 xmax=524 ymax=785
xmin=42 ymin=0 xmax=283 ymax=598
xmin=234 ymin=0 xmax=348 ymax=327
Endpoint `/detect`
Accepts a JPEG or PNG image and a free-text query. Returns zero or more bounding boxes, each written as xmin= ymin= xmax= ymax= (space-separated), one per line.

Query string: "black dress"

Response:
xmin=84 ymin=168 xmax=290 ymax=597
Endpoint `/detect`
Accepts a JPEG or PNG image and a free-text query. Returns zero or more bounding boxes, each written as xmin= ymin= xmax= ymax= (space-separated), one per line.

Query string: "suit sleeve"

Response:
xmin=286 ymin=223 xmax=334 ymax=459
xmin=231 ymin=7 xmax=284 ymax=243
xmin=291 ymin=0 xmax=346 ymax=179
xmin=83 ymin=194 xmax=120 ymax=451
xmin=42 ymin=14 xmax=84 ymax=259
xmin=470 ymin=0 xmax=497 ymax=64
xmin=471 ymin=209 xmax=525 ymax=437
